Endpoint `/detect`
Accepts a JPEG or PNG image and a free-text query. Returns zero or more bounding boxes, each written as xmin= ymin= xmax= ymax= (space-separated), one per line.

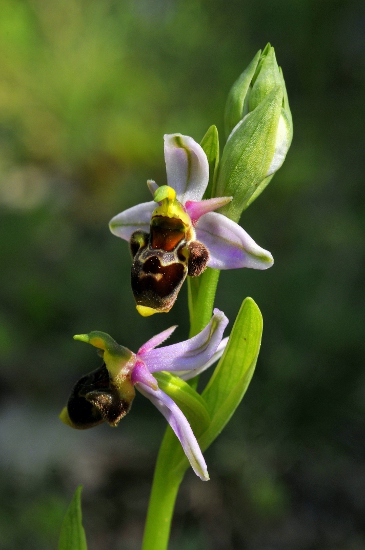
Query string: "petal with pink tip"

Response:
xmin=138 ymin=325 xmax=177 ymax=354
xmin=131 ymin=360 xmax=158 ymax=390
xmin=185 ymin=196 xmax=232 ymax=224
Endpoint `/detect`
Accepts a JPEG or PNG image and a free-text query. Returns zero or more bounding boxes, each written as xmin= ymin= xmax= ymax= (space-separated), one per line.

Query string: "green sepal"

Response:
xmin=279 ymin=67 xmax=293 ymax=131
xmin=200 ymin=125 xmax=220 ymax=199
xmin=73 ymin=331 xmax=133 ymax=381
xmin=248 ymin=44 xmax=282 ymax=111
xmin=214 ymin=86 xmax=283 ymax=222
xmin=58 ymin=486 xmax=87 ymax=550
xmin=154 ymin=371 xmax=210 ymax=435
xmin=224 ymin=49 xmax=261 ymax=140
xmin=73 ymin=331 xmax=131 ymax=359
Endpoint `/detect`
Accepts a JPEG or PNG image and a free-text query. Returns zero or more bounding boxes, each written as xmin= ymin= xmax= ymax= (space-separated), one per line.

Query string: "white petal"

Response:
xmin=136 ymin=382 xmax=209 ymax=480
xmin=196 ymin=212 xmax=274 ymax=270
xmin=176 ymin=337 xmax=229 ymax=380
xmin=109 ymin=201 xmax=155 ymax=241
xmin=164 ymin=134 xmax=209 ymax=203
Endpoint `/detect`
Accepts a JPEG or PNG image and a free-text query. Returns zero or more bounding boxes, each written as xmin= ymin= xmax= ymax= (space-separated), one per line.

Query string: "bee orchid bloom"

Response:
xmin=110 ymin=134 xmax=273 ymax=316
xmin=60 ymin=309 xmax=229 ymax=480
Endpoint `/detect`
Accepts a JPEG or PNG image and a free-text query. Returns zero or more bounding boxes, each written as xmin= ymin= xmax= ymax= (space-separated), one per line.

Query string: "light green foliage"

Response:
xmin=58 ymin=486 xmax=87 ymax=550
xmin=1 ymin=1 xmax=363 ymax=548
xmin=200 ymin=297 xmax=262 ymax=448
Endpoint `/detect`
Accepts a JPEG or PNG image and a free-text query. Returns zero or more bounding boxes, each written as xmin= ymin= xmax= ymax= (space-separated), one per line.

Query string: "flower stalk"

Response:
xmin=59 ymin=42 xmax=292 ymax=550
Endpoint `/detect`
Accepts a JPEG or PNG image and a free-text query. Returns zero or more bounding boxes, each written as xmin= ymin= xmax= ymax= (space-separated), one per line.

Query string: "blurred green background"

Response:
xmin=1 ymin=0 xmax=364 ymax=548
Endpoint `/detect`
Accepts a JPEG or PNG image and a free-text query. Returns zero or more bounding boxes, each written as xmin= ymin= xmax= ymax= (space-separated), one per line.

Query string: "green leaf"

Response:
xmin=171 ymin=297 xmax=263 ymax=474
xmin=58 ymin=486 xmax=87 ymax=550
xmin=200 ymin=125 xmax=219 ymax=199
xmin=199 ymin=297 xmax=263 ymax=451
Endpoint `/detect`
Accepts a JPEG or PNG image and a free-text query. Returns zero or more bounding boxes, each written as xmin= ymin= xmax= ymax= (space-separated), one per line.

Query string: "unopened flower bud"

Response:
xmin=215 ymin=44 xmax=293 ymax=222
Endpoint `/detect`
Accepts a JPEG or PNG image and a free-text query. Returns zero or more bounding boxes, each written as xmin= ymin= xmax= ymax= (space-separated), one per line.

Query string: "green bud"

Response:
xmin=216 ymin=44 xmax=293 ymax=222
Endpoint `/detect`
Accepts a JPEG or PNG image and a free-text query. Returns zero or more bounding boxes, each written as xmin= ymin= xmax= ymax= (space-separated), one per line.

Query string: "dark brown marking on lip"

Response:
xmin=67 ymin=364 xmax=132 ymax=429
xmin=131 ymin=255 xmax=187 ymax=311
xmin=142 ymin=256 xmax=161 ymax=274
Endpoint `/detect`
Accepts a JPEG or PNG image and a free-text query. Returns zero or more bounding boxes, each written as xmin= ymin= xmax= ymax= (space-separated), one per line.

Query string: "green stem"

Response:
xmin=141 ymin=268 xmax=221 ymax=550
xmin=141 ymin=428 xmax=185 ymax=550
xmin=188 ymin=268 xmax=221 ymax=337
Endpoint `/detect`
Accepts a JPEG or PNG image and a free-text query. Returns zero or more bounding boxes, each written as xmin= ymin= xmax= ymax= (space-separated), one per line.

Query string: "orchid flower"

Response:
xmin=109 ymin=134 xmax=273 ymax=316
xmin=60 ymin=309 xmax=229 ymax=480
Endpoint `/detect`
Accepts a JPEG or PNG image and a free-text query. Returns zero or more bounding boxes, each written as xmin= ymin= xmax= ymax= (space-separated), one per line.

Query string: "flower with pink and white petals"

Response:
xmin=60 ymin=309 xmax=228 ymax=480
xmin=110 ymin=134 xmax=273 ymax=316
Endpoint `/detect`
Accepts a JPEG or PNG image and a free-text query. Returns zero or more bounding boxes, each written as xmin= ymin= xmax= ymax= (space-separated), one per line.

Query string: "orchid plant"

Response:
xmin=58 ymin=44 xmax=292 ymax=550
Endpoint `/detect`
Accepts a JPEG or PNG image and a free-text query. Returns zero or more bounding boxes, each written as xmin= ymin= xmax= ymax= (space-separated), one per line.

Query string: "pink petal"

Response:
xmin=140 ymin=309 xmax=228 ymax=373
xmin=138 ymin=325 xmax=177 ymax=354
xmin=131 ymin=360 xmax=158 ymax=390
xmin=185 ymin=197 xmax=232 ymax=224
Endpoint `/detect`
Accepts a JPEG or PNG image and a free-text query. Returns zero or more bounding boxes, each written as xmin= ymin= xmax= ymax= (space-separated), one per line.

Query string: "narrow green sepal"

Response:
xmin=73 ymin=331 xmax=131 ymax=360
xmin=200 ymin=125 xmax=220 ymax=199
xmin=58 ymin=486 xmax=87 ymax=550
xmin=224 ymin=49 xmax=261 ymax=140
xmin=248 ymin=44 xmax=282 ymax=111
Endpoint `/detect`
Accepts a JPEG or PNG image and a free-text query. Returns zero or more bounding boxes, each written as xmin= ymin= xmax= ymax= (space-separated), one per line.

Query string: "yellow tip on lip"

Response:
xmin=136 ymin=305 xmax=160 ymax=317
xmin=59 ymin=407 xmax=74 ymax=427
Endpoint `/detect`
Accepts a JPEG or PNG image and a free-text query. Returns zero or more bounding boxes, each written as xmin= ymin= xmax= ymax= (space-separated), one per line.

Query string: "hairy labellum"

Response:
xmin=130 ymin=211 xmax=209 ymax=316
xmin=63 ymin=363 xmax=133 ymax=429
